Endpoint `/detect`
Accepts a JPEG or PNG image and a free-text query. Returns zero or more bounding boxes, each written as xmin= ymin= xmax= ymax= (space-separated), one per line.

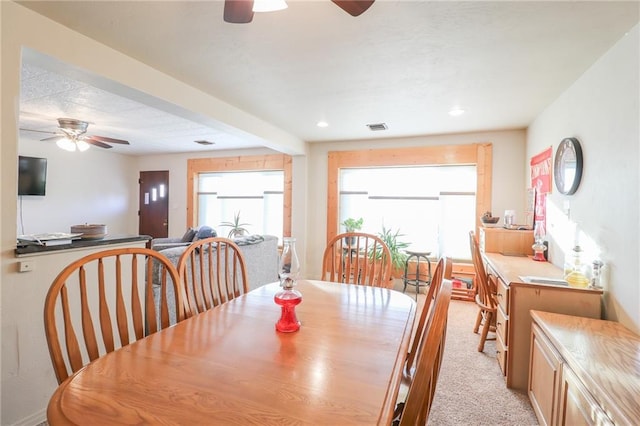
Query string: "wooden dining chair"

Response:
xmin=321 ymin=232 xmax=393 ymax=288
xmin=444 ymin=256 xmax=453 ymax=281
xmin=176 ymin=237 xmax=249 ymax=317
xmin=44 ymin=247 xmax=184 ymax=384
xmin=394 ymin=279 xmax=452 ymax=425
xmin=469 ymin=231 xmax=497 ymax=352
xmin=404 ymin=256 xmax=449 ymax=377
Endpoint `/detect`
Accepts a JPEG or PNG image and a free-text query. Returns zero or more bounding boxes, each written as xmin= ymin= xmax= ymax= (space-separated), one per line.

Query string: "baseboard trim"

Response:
xmin=10 ymin=408 xmax=46 ymax=426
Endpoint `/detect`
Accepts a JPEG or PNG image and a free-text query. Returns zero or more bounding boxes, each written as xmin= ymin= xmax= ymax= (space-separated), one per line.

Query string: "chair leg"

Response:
xmin=473 ymin=309 xmax=482 ymax=334
xmin=477 ymin=311 xmax=493 ymax=352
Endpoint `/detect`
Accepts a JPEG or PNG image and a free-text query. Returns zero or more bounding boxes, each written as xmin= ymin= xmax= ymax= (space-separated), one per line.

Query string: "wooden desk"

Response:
xmin=482 ymin=253 xmax=602 ymax=391
xmin=47 ymin=280 xmax=416 ymax=425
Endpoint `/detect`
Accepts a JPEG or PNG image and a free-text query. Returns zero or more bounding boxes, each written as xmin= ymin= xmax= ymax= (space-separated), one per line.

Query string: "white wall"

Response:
xmin=304 ymin=130 xmax=527 ymax=279
xmin=18 ymin=137 xmax=138 ymax=236
xmin=2 ymin=139 xmax=139 ymax=426
xmin=527 ymin=24 xmax=639 ymax=332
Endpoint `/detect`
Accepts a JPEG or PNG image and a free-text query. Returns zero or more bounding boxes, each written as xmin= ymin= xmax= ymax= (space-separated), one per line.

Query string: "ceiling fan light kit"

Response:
xmin=224 ymin=0 xmax=374 ymax=23
xmin=252 ymin=0 xmax=287 ymax=13
xmin=56 ymin=138 xmax=90 ymax=152
xmin=57 ymin=118 xmax=88 ymax=134
xmin=22 ymin=117 xmax=130 ymax=152
xmin=76 ymin=140 xmax=91 ymax=151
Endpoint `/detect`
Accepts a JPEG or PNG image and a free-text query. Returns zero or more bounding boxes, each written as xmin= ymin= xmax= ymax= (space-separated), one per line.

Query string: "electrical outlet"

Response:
xmin=18 ymin=261 xmax=33 ymax=273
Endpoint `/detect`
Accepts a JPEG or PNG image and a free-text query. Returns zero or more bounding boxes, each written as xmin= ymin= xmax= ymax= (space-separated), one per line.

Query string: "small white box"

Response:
xmin=18 ymin=261 xmax=33 ymax=272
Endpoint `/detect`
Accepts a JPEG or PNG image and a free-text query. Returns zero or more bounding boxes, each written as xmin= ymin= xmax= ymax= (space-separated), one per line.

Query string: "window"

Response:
xmin=198 ymin=170 xmax=284 ymax=240
xmin=187 ymin=155 xmax=292 ymax=243
xmin=327 ymin=143 xmax=492 ymax=261
xmin=339 ymin=166 xmax=476 ymax=259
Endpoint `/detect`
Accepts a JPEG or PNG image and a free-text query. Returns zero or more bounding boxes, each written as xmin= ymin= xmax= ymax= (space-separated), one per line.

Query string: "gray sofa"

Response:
xmin=150 ymin=225 xmax=217 ymax=251
xmin=152 ymin=234 xmax=279 ymax=323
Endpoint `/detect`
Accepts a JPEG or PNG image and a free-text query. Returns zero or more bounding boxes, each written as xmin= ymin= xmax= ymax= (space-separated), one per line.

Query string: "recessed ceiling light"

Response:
xmin=317 ymin=121 xmax=329 ymax=128
xmin=449 ymin=108 xmax=465 ymax=117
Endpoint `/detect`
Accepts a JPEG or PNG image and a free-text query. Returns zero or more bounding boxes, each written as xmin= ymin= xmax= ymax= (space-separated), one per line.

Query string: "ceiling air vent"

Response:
xmin=366 ymin=123 xmax=388 ymax=131
xmin=194 ymin=140 xmax=215 ymax=145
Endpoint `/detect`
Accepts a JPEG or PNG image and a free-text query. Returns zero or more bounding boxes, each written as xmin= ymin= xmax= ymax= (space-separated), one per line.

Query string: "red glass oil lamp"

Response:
xmin=275 ymin=237 xmax=302 ymax=332
xmin=274 ymin=281 xmax=302 ymax=333
xmin=532 ymin=221 xmax=547 ymax=262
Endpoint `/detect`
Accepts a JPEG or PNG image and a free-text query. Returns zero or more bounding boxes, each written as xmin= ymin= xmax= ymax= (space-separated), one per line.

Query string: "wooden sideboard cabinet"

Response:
xmin=529 ymin=321 xmax=565 ymax=426
xmin=529 ymin=310 xmax=640 ymax=426
xmin=483 ymin=253 xmax=602 ymax=391
xmin=479 ymin=226 xmax=534 ymax=256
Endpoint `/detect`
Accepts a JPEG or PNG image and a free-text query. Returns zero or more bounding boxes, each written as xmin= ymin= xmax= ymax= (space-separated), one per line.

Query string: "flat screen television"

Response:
xmin=18 ymin=155 xmax=47 ymax=196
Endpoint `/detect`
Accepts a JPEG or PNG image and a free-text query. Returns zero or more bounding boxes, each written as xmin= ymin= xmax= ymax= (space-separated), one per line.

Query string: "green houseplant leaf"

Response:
xmin=341 ymin=217 xmax=363 ymax=232
xmin=219 ymin=211 xmax=251 ymax=238
xmin=370 ymin=225 xmax=409 ymax=271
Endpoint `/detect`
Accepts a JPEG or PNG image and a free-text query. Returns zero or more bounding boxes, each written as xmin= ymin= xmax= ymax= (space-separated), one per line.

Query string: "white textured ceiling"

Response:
xmin=19 ymin=62 xmax=258 ymax=153
xmin=17 ymin=1 xmax=639 ymax=156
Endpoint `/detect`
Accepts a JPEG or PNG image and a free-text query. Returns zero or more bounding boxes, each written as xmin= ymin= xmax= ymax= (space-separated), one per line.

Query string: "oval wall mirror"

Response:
xmin=554 ymin=137 xmax=583 ymax=195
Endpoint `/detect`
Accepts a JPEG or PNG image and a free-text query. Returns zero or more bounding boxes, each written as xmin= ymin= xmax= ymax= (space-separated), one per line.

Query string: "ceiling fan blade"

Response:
xmin=85 ymin=135 xmax=130 ymax=145
xmin=224 ymin=0 xmax=254 ymax=23
xmin=331 ymin=0 xmax=374 ymax=16
xmin=85 ymin=140 xmax=112 ymax=149
xmin=19 ymin=128 xmax=58 ymax=135
xmin=41 ymin=135 xmax=64 ymax=142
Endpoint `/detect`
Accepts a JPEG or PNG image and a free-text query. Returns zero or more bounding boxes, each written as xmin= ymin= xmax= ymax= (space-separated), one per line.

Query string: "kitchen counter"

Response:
xmin=482 ymin=252 xmax=602 ymax=391
xmin=15 ymin=235 xmax=151 ymax=257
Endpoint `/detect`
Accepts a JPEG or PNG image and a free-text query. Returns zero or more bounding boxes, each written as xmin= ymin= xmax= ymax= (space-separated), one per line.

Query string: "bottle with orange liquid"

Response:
xmin=564 ymin=245 xmax=589 ymax=287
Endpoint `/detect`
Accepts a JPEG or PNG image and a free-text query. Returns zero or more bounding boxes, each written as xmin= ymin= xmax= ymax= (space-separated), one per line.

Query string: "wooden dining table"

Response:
xmin=47 ymin=280 xmax=416 ymax=425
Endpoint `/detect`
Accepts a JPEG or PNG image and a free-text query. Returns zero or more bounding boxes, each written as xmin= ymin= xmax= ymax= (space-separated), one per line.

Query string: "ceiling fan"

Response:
xmin=224 ymin=0 xmax=375 ymax=24
xmin=20 ymin=118 xmax=130 ymax=151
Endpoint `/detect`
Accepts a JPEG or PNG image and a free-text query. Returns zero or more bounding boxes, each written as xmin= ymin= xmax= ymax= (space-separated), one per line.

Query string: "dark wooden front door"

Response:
xmin=139 ymin=171 xmax=169 ymax=238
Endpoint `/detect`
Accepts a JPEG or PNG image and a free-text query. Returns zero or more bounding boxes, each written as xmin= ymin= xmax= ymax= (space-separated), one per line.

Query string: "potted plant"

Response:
xmin=341 ymin=217 xmax=363 ymax=233
xmin=219 ymin=211 xmax=251 ymax=238
xmin=341 ymin=217 xmax=363 ymax=246
xmin=371 ymin=225 xmax=409 ymax=278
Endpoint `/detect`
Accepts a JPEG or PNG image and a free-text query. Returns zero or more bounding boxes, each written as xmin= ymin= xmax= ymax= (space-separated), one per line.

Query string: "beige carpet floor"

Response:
xmin=408 ymin=294 xmax=539 ymax=425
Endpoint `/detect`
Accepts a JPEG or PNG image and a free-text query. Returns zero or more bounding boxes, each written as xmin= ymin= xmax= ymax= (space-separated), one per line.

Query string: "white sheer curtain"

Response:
xmin=339 ymin=165 xmax=476 ymax=260
xmin=198 ymin=171 xmax=284 ymax=242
